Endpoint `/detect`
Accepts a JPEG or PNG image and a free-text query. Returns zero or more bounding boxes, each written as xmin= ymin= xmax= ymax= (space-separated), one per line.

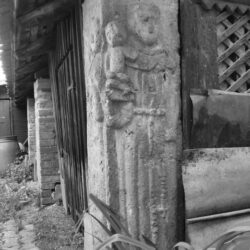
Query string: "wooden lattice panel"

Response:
xmin=217 ymin=9 xmax=250 ymax=92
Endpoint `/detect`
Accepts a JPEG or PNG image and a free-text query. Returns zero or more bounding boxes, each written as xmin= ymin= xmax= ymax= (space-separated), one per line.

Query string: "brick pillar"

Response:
xmin=34 ymin=79 xmax=60 ymax=205
xmin=27 ymin=98 xmax=37 ymax=180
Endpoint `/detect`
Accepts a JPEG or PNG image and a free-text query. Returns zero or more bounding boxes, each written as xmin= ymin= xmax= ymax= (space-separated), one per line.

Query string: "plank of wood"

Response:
xmin=217 ymin=15 xmax=249 ymax=44
xmin=193 ymin=0 xmax=250 ymax=9
xmin=218 ymin=31 xmax=250 ymax=64
xmin=226 ymin=70 xmax=250 ymax=91
xmin=18 ymin=0 xmax=76 ymax=24
xmin=219 ymin=50 xmax=250 ymax=83
xmin=181 ymin=0 xmax=218 ymax=148
xmin=15 ymin=35 xmax=54 ymax=59
xmin=16 ymin=55 xmax=48 ymax=75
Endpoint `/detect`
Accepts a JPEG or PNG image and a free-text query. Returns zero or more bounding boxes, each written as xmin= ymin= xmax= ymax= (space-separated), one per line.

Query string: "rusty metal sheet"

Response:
xmin=183 ymin=147 xmax=250 ymax=218
xmin=188 ymin=213 xmax=250 ymax=249
xmin=190 ymin=92 xmax=250 ymax=148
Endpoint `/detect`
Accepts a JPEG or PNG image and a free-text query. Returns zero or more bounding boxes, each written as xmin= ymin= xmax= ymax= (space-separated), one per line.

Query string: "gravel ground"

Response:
xmin=33 ymin=204 xmax=84 ymax=250
xmin=0 ymin=177 xmax=84 ymax=250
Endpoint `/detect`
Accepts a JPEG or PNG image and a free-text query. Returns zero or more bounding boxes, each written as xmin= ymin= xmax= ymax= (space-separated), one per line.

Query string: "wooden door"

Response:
xmin=50 ymin=0 xmax=87 ymax=221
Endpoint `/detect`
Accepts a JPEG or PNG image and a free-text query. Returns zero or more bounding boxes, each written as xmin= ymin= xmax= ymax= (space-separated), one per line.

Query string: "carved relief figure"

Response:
xmin=127 ymin=3 xmax=173 ymax=114
xmin=114 ymin=3 xmax=175 ymax=243
xmin=89 ymin=17 xmax=104 ymax=122
xmin=105 ymin=20 xmax=134 ymax=99
xmin=104 ymin=20 xmax=137 ymax=128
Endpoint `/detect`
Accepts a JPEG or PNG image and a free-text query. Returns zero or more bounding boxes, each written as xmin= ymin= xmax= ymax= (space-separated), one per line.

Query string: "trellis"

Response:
xmin=217 ymin=8 xmax=250 ymax=92
xmin=181 ymin=0 xmax=250 ymax=148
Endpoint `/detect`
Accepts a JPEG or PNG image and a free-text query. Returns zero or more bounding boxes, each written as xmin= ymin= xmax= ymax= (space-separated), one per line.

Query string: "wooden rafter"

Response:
xmin=15 ymin=35 xmax=54 ymax=60
xmin=16 ymin=55 xmax=48 ymax=75
xmin=15 ymin=80 xmax=34 ymax=91
xmin=193 ymin=0 xmax=250 ymax=13
xmin=17 ymin=0 xmax=76 ymax=24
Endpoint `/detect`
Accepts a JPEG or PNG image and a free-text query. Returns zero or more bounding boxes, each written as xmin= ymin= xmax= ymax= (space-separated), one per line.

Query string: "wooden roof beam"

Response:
xmin=15 ymin=81 xmax=34 ymax=91
xmin=17 ymin=0 xmax=76 ymax=24
xmin=16 ymin=55 xmax=48 ymax=76
xmin=15 ymin=35 xmax=54 ymax=60
xmin=193 ymin=0 xmax=250 ymax=8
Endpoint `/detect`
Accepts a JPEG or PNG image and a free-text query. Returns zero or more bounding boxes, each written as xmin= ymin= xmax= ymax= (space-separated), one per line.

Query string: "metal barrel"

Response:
xmin=0 ymin=136 xmax=19 ymax=172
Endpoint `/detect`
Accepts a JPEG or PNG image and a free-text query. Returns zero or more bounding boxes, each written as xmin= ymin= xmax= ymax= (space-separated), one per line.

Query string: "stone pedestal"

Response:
xmin=83 ymin=0 xmax=182 ymax=249
xmin=34 ymin=79 xmax=60 ymax=205
xmin=27 ymin=98 xmax=37 ymax=180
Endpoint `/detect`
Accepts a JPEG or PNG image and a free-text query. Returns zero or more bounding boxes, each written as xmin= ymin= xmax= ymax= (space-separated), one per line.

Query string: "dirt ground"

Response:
xmin=33 ymin=204 xmax=84 ymax=250
xmin=0 ymin=163 xmax=84 ymax=250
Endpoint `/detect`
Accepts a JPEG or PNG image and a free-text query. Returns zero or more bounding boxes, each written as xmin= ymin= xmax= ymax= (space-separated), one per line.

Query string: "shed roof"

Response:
xmin=10 ymin=0 xmax=77 ymax=106
xmin=0 ymin=0 xmax=14 ymax=95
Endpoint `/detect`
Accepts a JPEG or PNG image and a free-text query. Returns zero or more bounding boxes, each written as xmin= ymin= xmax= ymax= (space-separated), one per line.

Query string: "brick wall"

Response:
xmin=34 ymin=79 xmax=60 ymax=205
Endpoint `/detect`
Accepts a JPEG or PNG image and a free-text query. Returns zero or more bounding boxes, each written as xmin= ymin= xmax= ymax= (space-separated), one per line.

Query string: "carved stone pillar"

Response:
xmin=27 ymin=98 xmax=37 ymax=180
xmin=83 ymin=0 xmax=181 ymax=249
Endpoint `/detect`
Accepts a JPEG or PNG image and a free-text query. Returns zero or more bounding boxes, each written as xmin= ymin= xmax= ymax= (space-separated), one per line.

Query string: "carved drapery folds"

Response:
xmin=85 ymin=1 xmax=179 ymax=248
xmin=90 ymin=2 xmax=174 ymax=129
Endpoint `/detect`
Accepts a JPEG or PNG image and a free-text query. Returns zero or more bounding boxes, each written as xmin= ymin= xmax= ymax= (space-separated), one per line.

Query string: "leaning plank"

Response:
xmin=18 ymin=0 xmax=76 ymax=24
xmin=227 ymin=70 xmax=250 ymax=92
xmin=218 ymin=31 xmax=250 ymax=64
xmin=16 ymin=55 xmax=48 ymax=75
xmin=217 ymin=15 xmax=249 ymax=44
xmin=15 ymin=35 xmax=54 ymax=59
xmin=219 ymin=50 xmax=250 ymax=83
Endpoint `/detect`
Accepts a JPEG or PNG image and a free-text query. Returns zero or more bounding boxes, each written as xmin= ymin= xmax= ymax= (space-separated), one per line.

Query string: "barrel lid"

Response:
xmin=0 ymin=135 xmax=18 ymax=143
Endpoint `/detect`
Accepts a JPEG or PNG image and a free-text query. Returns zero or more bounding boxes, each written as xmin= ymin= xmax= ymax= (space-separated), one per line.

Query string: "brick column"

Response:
xmin=27 ymin=98 xmax=37 ymax=180
xmin=34 ymin=79 xmax=60 ymax=205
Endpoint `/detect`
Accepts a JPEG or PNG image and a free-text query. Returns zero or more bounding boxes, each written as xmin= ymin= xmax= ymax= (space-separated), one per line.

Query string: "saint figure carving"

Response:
xmin=89 ymin=17 xmax=105 ymax=122
xmin=115 ymin=3 xmax=175 ymax=243
xmin=104 ymin=20 xmax=137 ymax=128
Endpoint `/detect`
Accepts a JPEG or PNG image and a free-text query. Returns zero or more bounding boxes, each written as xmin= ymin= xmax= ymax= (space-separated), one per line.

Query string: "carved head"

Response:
xmin=90 ymin=18 xmax=102 ymax=53
xmin=105 ymin=20 xmax=127 ymax=47
xmin=128 ymin=3 xmax=160 ymax=46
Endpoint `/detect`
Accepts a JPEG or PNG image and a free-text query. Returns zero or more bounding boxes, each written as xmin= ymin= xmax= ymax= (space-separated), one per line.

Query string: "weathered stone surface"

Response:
xmin=83 ymin=0 xmax=181 ymax=249
xmin=27 ymin=99 xmax=36 ymax=178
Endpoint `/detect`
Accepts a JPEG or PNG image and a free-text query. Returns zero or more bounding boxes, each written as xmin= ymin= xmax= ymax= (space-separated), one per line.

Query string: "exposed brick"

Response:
xmin=40 ymin=139 xmax=57 ymax=147
xmin=41 ymin=189 xmax=52 ymax=198
xmin=38 ymin=117 xmax=55 ymax=123
xmin=38 ymin=110 xmax=54 ymax=117
xmin=37 ymin=102 xmax=53 ymax=109
xmin=40 ymin=197 xmax=53 ymax=205
xmin=34 ymin=79 xmax=59 ymax=200
xmin=38 ymin=132 xmax=56 ymax=140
